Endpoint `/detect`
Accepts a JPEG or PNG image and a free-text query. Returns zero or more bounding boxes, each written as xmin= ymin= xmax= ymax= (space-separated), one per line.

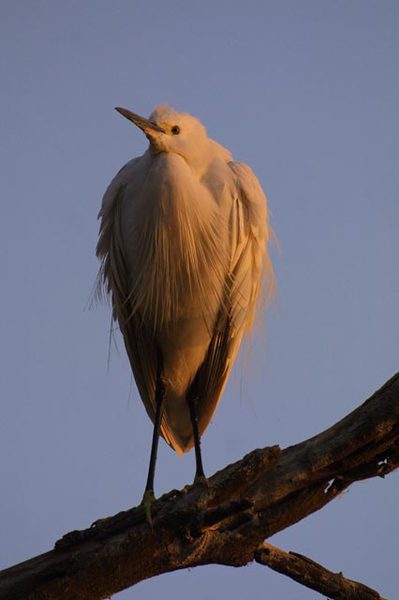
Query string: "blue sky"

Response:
xmin=1 ymin=2 xmax=398 ymax=598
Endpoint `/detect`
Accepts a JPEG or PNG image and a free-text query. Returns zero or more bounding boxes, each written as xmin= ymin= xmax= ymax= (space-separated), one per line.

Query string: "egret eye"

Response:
xmin=171 ymin=125 xmax=180 ymax=135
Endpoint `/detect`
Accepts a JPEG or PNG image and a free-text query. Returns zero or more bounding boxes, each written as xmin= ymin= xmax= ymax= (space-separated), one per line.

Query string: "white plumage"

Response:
xmin=96 ymin=104 xmax=274 ymax=460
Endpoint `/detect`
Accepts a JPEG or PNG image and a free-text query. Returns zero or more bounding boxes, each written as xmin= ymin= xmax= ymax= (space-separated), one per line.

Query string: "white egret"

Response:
xmin=96 ymin=105 xmax=274 ymax=520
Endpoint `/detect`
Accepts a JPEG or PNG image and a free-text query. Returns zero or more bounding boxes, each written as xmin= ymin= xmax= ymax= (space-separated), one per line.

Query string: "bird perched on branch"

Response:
xmin=96 ymin=105 xmax=274 ymax=521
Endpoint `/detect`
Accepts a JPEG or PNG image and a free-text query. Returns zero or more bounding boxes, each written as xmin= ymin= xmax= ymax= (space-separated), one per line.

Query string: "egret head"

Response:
xmin=115 ymin=104 xmax=210 ymax=169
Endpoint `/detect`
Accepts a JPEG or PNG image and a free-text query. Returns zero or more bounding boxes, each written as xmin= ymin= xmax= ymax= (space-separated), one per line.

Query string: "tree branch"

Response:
xmin=255 ymin=543 xmax=387 ymax=600
xmin=0 ymin=373 xmax=398 ymax=600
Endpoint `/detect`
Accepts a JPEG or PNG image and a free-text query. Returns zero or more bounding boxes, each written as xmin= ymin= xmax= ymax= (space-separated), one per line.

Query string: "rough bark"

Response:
xmin=255 ymin=543 xmax=387 ymax=599
xmin=0 ymin=373 xmax=398 ymax=600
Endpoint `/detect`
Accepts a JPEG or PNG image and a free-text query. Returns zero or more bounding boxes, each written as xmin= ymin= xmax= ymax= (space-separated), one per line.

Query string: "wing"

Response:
xmin=227 ymin=161 xmax=274 ymax=331
xmin=96 ymin=161 xmax=159 ymax=426
xmin=193 ymin=161 xmax=275 ymax=439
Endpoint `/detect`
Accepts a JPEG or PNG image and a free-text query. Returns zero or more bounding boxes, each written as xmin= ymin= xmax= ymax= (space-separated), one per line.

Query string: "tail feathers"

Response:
xmin=160 ymin=390 xmax=195 ymax=456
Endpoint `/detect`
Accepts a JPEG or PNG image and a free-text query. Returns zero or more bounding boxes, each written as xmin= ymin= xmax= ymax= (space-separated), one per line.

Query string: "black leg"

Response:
xmin=142 ymin=349 xmax=164 ymax=524
xmin=187 ymin=389 xmax=206 ymax=483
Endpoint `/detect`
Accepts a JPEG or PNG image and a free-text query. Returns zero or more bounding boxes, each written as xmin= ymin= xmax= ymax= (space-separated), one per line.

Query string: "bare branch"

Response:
xmin=255 ymin=543 xmax=387 ymax=600
xmin=0 ymin=373 xmax=398 ymax=600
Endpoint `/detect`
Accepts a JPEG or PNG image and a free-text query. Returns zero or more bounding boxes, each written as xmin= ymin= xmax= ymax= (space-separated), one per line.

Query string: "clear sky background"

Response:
xmin=1 ymin=2 xmax=398 ymax=598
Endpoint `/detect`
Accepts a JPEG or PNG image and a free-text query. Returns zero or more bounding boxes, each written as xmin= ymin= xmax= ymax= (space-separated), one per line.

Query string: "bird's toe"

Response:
xmin=141 ymin=489 xmax=156 ymax=528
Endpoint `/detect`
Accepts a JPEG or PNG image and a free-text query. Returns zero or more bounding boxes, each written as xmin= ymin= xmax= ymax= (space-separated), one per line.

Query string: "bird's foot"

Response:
xmin=193 ymin=473 xmax=208 ymax=487
xmin=182 ymin=475 xmax=208 ymax=495
xmin=141 ymin=489 xmax=155 ymax=528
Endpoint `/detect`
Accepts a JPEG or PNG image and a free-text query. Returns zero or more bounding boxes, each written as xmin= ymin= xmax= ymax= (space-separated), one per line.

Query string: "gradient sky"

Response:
xmin=1 ymin=2 xmax=398 ymax=598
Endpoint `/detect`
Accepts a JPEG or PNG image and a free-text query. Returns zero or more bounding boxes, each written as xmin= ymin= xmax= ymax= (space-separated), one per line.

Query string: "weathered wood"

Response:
xmin=255 ymin=543 xmax=387 ymax=600
xmin=0 ymin=373 xmax=398 ymax=600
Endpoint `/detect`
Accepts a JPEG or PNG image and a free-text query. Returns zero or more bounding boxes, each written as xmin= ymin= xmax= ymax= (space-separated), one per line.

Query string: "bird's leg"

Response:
xmin=141 ymin=349 xmax=165 ymax=526
xmin=187 ymin=389 xmax=207 ymax=485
